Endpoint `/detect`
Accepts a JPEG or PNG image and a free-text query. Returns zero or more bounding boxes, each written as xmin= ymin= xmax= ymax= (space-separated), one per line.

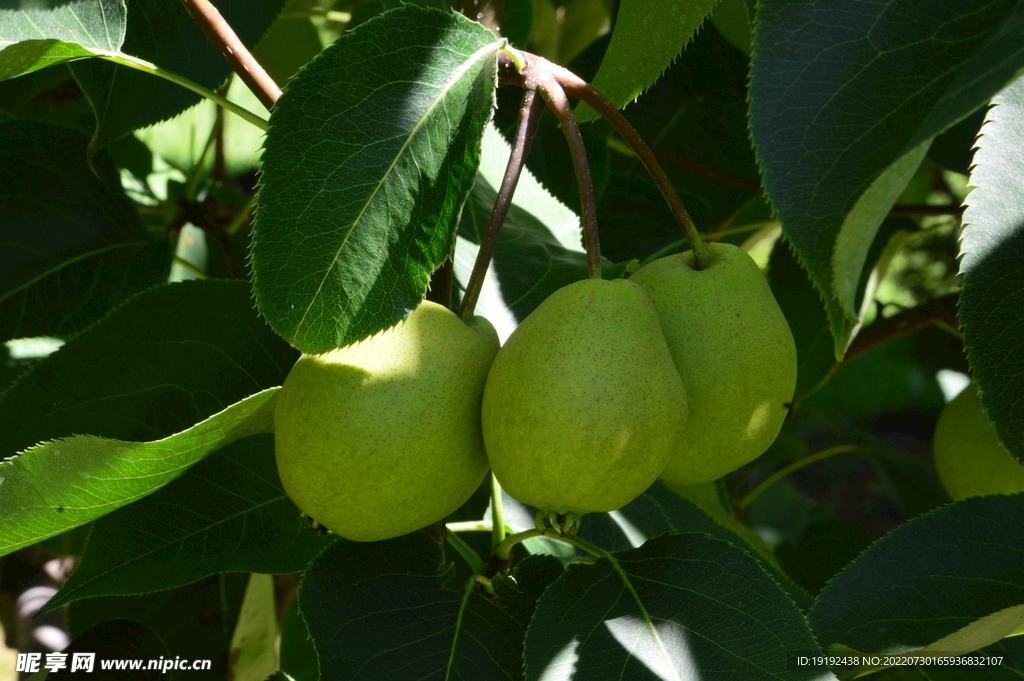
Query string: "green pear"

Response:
xmin=481 ymin=278 xmax=687 ymax=516
xmin=629 ymin=242 xmax=797 ymax=485
xmin=933 ymin=384 xmax=1024 ymax=501
xmin=274 ymin=301 xmax=498 ymax=541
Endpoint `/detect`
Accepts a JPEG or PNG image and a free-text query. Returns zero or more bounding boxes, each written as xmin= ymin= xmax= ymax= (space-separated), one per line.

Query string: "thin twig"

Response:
xmin=793 ymin=292 xmax=961 ymax=409
xmin=459 ymin=88 xmax=545 ymax=318
xmin=549 ymin=61 xmax=709 ymax=268
xmin=739 ymin=445 xmax=861 ymax=510
xmin=178 ymin=0 xmax=282 ymax=109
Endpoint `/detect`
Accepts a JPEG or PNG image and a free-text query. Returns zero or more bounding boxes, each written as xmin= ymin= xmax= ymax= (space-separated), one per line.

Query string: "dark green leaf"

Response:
xmin=67 ymin=573 xmax=249 ymax=680
xmin=810 ymin=494 xmax=1024 ymax=660
xmin=959 ymin=74 xmax=1024 ymax=462
xmin=47 ymin=435 xmax=334 ymax=609
xmin=300 ymin=532 xmax=524 ymax=680
xmin=709 ymin=0 xmax=752 ymax=55
xmin=0 ymin=240 xmax=170 ymax=341
xmin=599 ymin=24 xmax=758 ymax=261
xmin=492 ymin=554 xmax=565 ymax=630
xmin=920 ymin=636 xmax=1024 ymax=680
xmin=775 ymin=519 xmax=875 ymax=596
xmin=0 ymin=280 xmax=296 ymax=459
xmin=0 ymin=387 xmax=278 ymax=557
xmin=46 ymin=619 xmax=167 ymax=680
xmin=0 ymin=0 xmax=125 ymax=81
xmin=621 ymin=482 xmax=813 ymax=611
xmin=768 ymin=236 xmax=835 ymax=401
xmin=0 ymin=120 xmax=151 ymax=340
xmin=280 ymin=598 xmax=318 ymax=681
xmin=524 ymin=533 xmax=834 ymax=680
xmin=68 ymin=0 xmax=283 ymax=149
xmin=928 ymin=107 xmax=986 ymax=175
xmin=575 ymin=0 xmax=718 ymax=122
xmin=252 ymin=5 xmax=500 ymax=353
xmin=750 ymin=0 xmax=1024 ymax=355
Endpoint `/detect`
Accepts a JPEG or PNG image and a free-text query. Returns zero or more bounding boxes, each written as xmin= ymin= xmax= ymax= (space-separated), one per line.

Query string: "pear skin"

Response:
xmin=481 ymin=278 xmax=687 ymax=516
xmin=933 ymin=384 xmax=1024 ymax=500
xmin=274 ymin=301 xmax=498 ymax=541
xmin=630 ymin=242 xmax=797 ymax=485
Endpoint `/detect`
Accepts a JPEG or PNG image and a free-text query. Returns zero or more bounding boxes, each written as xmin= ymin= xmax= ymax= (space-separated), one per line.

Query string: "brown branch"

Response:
xmin=548 ymin=62 xmax=709 ymax=268
xmin=648 ymin=149 xmax=965 ymax=219
xmin=459 ymin=89 xmax=545 ymax=318
xmin=841 ymin=293 xmax=960 ymax=370
xmin=178 ymin=0 xmax=281 ymax=110
xmin=887 ymin=204 xmax=966 ymax=218
xmin=650 ymin=146 xmax=763 ymax=194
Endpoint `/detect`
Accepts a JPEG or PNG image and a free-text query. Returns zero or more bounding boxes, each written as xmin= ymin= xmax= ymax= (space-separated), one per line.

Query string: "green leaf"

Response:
xmin=750 ymin=0 xmax=1024 ymax=356
xmin=0 ymin=241 xmax=170 ymax=341
xmin=620 ymin=482 xmax=813 ymax=611
xmin=300 ymin=532 xmax=525 ymax=680
xmin=810 ymin=494 xmax=1024 ymax=665
xmin=960 ymin=74 xmax=1024 ymax=462
xmin=920 ymin=636 xmax=1024 ymax=680
xmin=229 ymin=574 xmax=280 ymax=681
xmin=0 ymin=387 xmax=278 ymax=557
xmin=768 ymin=236 xmax=835 ymax=400
xmin=575 ymin=0 xmax=718 ymax=122
xmin=280 ymin=598 xmax=319 ymax=681
xmin=68 ymin=0 xmax=283 ymax=149
xmin=0 ymin=280 xmax=297 ymax=459
xmin=68 ymin=572 xmax=250 ymax=679
xmin=492 ymin=554 xmax=565 ymax=630
xmin=252 ymin=5 xmax=500 ymax=354
xmin=50 ymin=619 xmax=168 ymax=677
xmin=0 ymin=0 xmax=125 ymax=81
xmin=0 ymin=119 xmax=153 ymax=341
xmin=454 ymin=124 xmax=589 ymax=338
xmin=775 ymin=519 xmax=875 ymax=596
xmin=46 ymin=434 xmax=334 ymax=609
xmin=524 ymin=533 xmax=834 ymax=680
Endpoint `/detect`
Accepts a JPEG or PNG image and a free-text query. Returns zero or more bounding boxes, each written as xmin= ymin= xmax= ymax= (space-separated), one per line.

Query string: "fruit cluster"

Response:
xmin=274 ymin=242 xmax=798 ymax=541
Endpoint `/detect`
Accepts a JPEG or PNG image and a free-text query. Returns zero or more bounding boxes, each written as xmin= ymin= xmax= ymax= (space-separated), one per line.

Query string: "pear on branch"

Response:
xmin=630 ymin=242 xmax=798 ymax=485
xmin=274 ymin=301 xmax=499 ymax=541
xmin=481 ymin=278 xmax=688 ymax=519
xmin=933 ymin=384 xmax=1024 ymax=500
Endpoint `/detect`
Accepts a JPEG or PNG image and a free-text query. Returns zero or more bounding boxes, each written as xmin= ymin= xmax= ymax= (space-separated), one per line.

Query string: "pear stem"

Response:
xmin=738 ymin=444 xmax=861 ymax=510
xmin=525 ymin=56 xmax=603 ymax=279
xmin=446 ymin=529 xmax=486 ymax=575
xmin=458 ymin=88 xmax=545 ymax=319
xmin=549 ymin=63 xmax=709 ymax=269
xmin=490 ymin=474 xmax=506 ymax=550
